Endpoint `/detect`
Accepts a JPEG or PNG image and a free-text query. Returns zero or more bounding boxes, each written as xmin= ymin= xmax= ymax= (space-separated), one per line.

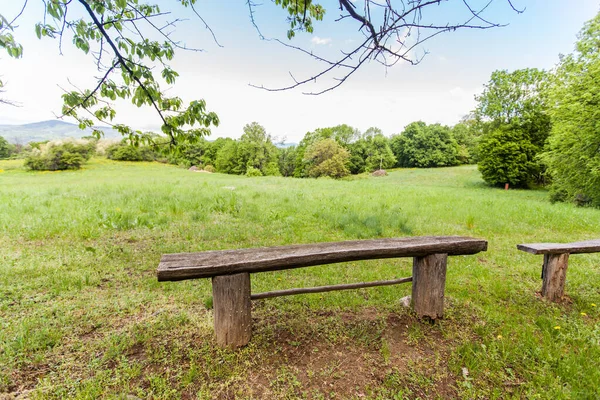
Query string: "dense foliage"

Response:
xmin=0 ymin=135 xmax=13 ymax=159
xmin=452 ymin=117 xmax=482 ymax=164
xmin=475 ymin=68 xmax=551 ymax=187
xmin=477 ymin=123 xmax=544 ymax=187
xmin=163 ymin=121 xmax=475 ymax=179
xmin=24 ymin=140 xmax=95 ymax=170
xmin=348 ymin=128 xmax=396 ymax=173
xmin=106 ymin=141 xmax=156 ymax=162
xmin=543 ymin=12 xmax=600 ymax=207
xmin=213 ymin=123 xmax=280 ymax=176
xmin=391 ymin=122 xmax=460 ymax=168
xmin=304 ymin=138 xmax=351 ymax=178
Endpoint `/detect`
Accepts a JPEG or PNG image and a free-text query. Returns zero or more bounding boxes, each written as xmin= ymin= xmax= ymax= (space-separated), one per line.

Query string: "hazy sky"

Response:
xmin=0 ymin=1 xmax=598 ymax=142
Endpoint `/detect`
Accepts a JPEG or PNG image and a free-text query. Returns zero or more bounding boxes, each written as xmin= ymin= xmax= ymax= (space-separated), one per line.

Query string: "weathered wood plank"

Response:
xmin=158 ymin=236 xmax=487 ymax=281
xmin=251 ymin=277 xmax=412 ymax=300
xmin=541 ymin=253 xmax=569 ymax=302
xmin=212 ymin=273 xmax=252 ymax=348
xmin=517 ymin=239 xmax=600 ymax=255
xmin=411 ymin=253 xmax=447 ymax=319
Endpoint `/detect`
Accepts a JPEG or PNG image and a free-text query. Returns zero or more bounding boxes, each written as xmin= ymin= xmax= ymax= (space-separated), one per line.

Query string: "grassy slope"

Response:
xmin=0 ymin=159 xmax=599 ymax=399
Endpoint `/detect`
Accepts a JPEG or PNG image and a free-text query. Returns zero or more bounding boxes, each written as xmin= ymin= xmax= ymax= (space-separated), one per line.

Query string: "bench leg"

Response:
xmin=541 ymin=253 xmax=569 ymax=302
xmin=411 ymin=253 xmax=448 ymax=320
xmin=212 ymin=273 xmax=252 ymax=348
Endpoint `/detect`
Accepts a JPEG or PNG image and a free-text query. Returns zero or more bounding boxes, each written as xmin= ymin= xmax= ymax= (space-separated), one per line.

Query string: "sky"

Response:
xmin=0 ymin=0 xmax=598 ymax=142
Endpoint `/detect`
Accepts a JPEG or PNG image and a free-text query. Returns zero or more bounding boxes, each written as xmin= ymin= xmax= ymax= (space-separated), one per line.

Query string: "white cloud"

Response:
xmin=311 ymin=36 xmax=332 ymax=45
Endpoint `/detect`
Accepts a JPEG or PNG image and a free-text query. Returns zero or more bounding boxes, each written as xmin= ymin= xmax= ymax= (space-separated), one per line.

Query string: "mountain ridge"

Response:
xmin=0 ymin=120 xmax=122 ymax=143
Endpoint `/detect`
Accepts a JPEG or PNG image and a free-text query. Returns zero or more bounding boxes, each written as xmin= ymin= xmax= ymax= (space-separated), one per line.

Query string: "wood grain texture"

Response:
xmin=517 ymin=239 xmax=600 ymax=255
xmin=541 ymin=253 xmax=569 ymax=302
xmin=158 ymin=236 xmax=487 ymax=281
xmin=212 ymin=273 xmax=252 ymax=348
xmin=411 ymin=254 xmax=448 ymax=319
xmin=250 ymin=277 xmax=412 ymax=300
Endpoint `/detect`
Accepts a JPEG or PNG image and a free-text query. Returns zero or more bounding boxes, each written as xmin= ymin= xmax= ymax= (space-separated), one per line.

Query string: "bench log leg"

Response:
xmin=212 ymin=273 xmax=252 ymax=348
xmin=541 ymin=253 xmax=569 ymax=302
xmin=411 ymin=253 xmax=448 ymax=320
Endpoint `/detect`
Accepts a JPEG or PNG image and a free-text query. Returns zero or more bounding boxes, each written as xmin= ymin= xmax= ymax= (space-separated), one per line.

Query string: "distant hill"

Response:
xmin=0 ymin=120 xmax=123 ymax=144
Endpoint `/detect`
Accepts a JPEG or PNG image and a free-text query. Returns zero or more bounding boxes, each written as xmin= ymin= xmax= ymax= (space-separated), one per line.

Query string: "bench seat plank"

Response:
xmin=158 ymin=236 xmax=487 ymax=281
xmin=517 ymin=239 xmax=600 ymax=255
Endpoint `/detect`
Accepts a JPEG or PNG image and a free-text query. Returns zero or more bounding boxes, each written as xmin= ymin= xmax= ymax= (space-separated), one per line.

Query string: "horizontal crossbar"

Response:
xmin=250 ymin=276 xmax=412 ymax=300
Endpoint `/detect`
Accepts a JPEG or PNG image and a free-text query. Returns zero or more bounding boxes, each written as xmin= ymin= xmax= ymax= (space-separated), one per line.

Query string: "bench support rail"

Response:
xmin=412 ymin=253 xmax=448 ymax=319
xmin=251 ymin=276 xmax=412 ymax=300
xmin=542 ymin=253 xmax=569 ymax=302
xmin=212 ymin=273 xmax=252 ymax=348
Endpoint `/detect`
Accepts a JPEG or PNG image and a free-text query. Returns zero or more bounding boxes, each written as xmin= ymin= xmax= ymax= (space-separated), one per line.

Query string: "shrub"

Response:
xmin=304 ymin=139 xmax=350 ymax=179
xmin=24 ymin=140 xmax=96 ymax=171
xmin=477 ymin=124 xmax=543 ymax=188
xmin=204 ymin=165 xmax=215 ymax=173
xmin=263 ymin=162 xmax=281 ymax=176
xmin=245 ymin=166 xmax=263 ymax=177
xmin=106 ymin=141 xmax=156 ymax=161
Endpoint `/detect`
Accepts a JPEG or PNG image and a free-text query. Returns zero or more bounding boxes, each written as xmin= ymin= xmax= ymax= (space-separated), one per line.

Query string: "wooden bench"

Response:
xmin=157 ymin=236 xmax=487 ymax=348
xmin=517 ymin=239 xmax=600 ymax=302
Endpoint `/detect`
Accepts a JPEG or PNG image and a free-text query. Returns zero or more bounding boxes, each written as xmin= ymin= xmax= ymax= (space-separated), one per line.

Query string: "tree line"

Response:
xmin=0 ymin=118 xmax=480 ymax=177
xmin=166 ymin=120 xmax=479 ymax=178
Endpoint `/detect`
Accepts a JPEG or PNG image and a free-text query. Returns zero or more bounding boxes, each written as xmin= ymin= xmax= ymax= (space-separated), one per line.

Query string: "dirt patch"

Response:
xmin=243 ymin=308 xmax=460 ymax=399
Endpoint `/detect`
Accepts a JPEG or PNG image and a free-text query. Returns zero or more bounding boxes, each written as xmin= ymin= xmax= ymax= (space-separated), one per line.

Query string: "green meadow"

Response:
xmin=1 ymin=158 xmax=599 ymax=399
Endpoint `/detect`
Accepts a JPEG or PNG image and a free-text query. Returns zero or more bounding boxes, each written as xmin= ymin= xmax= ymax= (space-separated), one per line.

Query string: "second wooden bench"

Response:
xmin=517 ymin=239 xmax=600 ymax=302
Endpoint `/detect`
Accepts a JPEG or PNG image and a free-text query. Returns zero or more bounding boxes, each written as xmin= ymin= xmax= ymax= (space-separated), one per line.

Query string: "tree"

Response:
xmin=237 ymin=122 xmax=280 ymax=175
xmin=543 ymin=12 xmax=600 ymax=206
xmin=278 ymin=146 xmax=298 ymax=177
xmin=348 ymin=130 xmax=396 ymax=173
xmin=475 ymin=69 xmax=550 ymax=125
xmin=1 ymin=1 xmax=520 ymax=145
xmin=475 ymin=68 xmax=551 ymax=187
xmin=452 ymin=115 xmax=482 ymax=164
xmin=0 ymin=135 xmax=13 ymax=159
xmin=293 ymin=124 xmax=359 ymax=177
xmin=391 ymin=122 xmax=459 ymax=168
xmin=364 ymin=133 xmax=396 ymax=171
xmin=167 ymin=138 xmax=210 ymax=167
xmin=477 ymin=123 xmax=543 ymax=188
xmin=215 ymin=139 xmax=243 ymax=175
xmin=304 ymin=139 xmax=350 ymax=179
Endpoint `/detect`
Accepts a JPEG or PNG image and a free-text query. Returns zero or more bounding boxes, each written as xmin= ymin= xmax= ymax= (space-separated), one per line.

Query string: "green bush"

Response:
xmin=304 ymin=139 xmax=350 ymax=179
xmin=263 ymin=162 xmax=281 ymax=176
xmin=204 ymin=165 xmax=215 ymax=173
xmin=245 ymin=166 xmax=263 ymax=177
xmin=106 ymin=142 xmax=156 ymax=161
xmin=391 ymin=122 xmax=460 ymax=168
xmin=24 ymin=141 xmax=95 ymax=171
xmin=477 ymin=124 xmax=544 ymax=188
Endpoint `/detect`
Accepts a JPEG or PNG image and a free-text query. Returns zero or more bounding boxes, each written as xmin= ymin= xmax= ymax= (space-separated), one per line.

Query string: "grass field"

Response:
xmin=1 ymin=158 xmax=599 ymax=399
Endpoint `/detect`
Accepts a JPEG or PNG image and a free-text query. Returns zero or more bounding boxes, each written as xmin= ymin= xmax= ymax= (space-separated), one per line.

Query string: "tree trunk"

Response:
xmin=411 ymin=253 xmax=448 ymax=319
xmin=212 ymin=273 xmax=252 ymax=348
